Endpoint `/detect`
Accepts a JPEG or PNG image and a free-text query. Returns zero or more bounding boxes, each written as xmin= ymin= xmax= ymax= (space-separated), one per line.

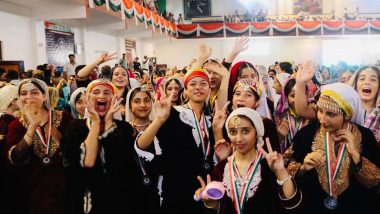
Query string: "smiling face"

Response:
xmin=203 ymin=62 xmax=222 ymax=90
xmin=75 ymin=93 xmax=86 ymax=118
xmin=185 ymin=77 xmax=210 ymax=103
xmin=228 ymin=116 xmax=257 ymax=155
xmin=130 ymin=91 xmax=152 ymax=120
xmin=239 ymin=67 xmax=257 ymax=81
xmin=88 ymin=85 xmax=113 ymax=117
xmin=356 ymin=68 xmax=379 ymax=104
xmin=19 ymin=82 xmax=46 ymax=109
xmin=273 ymin=77 xmax=282 ymax=95
xmin=111 ymin=67 xmax=129 ymax=88
xmin=165 ymin=80 xmax=181 ymax=103
xmin=232 ymin=86 xmax=259 ymax=110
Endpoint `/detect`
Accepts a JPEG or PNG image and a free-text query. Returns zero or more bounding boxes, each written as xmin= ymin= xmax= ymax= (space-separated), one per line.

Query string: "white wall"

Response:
xmin=0 ymin=11 xmax=35 ymax=69
xmin=148 ymin=35 xmax=380 ymax=69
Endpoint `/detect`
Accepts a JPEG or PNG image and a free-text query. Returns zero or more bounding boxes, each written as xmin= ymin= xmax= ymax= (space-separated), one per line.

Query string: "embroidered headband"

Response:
xmin=87 ymin=79 xmax=118 ymax=95
xmin=233 ymin=78 xmax=262 ymax=99
xmin=317 ymin=90 xmax=353 ymax=119
xmin=183 ymin=68 xmax=210 ymax=87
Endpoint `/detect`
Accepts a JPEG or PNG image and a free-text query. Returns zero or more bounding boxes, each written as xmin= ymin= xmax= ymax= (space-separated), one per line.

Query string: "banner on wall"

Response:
xmin=293 ymin=0 xmax=322 ymax=15
xmin=125 ymin=38 xmax=136 ymax=67
xmin=45 ymin=22 xmax=75 ymax=66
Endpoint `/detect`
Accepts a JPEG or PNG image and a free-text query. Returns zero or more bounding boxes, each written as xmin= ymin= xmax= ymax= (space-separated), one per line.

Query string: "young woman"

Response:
xmin=136 ymin=69 xmax=215 ymax=213
xmin=212 ymin=78 xmax=280 ymax=160
xmin=295 ymin=62 xmax=380 ymax=144
xmin=195 ymin=108 xmax=302 ymax=213
xmin=274 ymin=78 xmax=308 ymax=153
xmin=69 ymin=87 xmax=87 ymax=119
xmin=164 ymin=77 xmax=183 ymax=106
xmin=6 ymin=79 xmax=72 ymax=214
xmin=110 ymin=65 xmax=132 ymax=120
xmin=287 ymin=83 xmax=380 ymax=213
xmin=62 ymin=79 xmax=152 ymax=213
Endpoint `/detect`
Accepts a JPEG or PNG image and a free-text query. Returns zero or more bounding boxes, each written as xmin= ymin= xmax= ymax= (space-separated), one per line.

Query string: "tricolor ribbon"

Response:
xmin=35 ymin=109 xmax=53 ymax=155
xmin=187 ymin=103 xmax=211 ymax=161
xmin=287 ymin=112 xmax=304 ymax=141
xmin=324 ymin=124 xmax=350 ymax=198
xmin=229 ymin=152 xmax=262 ymax=214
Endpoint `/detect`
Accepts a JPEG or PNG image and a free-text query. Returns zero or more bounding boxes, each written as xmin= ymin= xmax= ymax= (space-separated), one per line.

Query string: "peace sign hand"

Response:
xmin=212 ymin=100 xmax=230 ymax=130
xmin=194 ymin=175 xmax=212 ymax=201
xmin=258 ymin=138 xmax=287 ymax=177
xmin=95 ymin=52 xmax=118 ymax=65
xmin=154 ymin=90 xmax=174 ymax=123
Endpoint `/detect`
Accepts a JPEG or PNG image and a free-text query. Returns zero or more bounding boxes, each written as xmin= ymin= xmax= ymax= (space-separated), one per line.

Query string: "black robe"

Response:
xmin=62 ymin=119 xmax=159 ymax=214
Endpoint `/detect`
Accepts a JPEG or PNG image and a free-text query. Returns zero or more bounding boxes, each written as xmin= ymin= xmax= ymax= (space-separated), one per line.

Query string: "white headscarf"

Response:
xmin=69 ymin=87 xmax=86 ymax=119
xmin=0 ymin=85 xmax=18 ymax=112
xmin=125 ymin=86 xmax=156 ymax=122
xmin=276 ymin=73 xmax=291 ymax=87
xmin=225 ymin=107 xmax=265 ymax=147
xmin=320 ymin=83 xmax=364 ymax=125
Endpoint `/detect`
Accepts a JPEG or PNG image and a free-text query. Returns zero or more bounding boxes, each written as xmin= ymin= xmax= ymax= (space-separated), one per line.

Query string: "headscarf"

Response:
xmin=225 ymin=107 xmax=264 ymax=147
xmin=275 ymin=73 xmax=291 ymax=87
xmin=18 ymin=78 xmax=50 ymax=109
xmin=0 ymin=85 xmax=18 ymax=112
xmin=276 ymin=77 xmax=295 ymax=114
xmin=233 ymin=78 xmax=262 ymax=100
xmin=125 ymin=86 xmax=156 ymax=122
xmin=70 ymin=87 xmax=86 ymax=119
xmin=317 ymin=83 xmax=364 ymax=125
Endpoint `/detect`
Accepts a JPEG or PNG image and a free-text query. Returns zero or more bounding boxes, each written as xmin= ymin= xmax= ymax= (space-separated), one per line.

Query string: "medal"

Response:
xmin=42 ymin=156 xmax=51 ymax=166
xmin=143 ymin=175 xmax=151 ymax=186
xmin=323 ymin=128 xmax=349 ymax=210
xmin=36 ymin=109 xmax=53 ymax=163
xmin=324 ymin=196 xmax=338 ymax=210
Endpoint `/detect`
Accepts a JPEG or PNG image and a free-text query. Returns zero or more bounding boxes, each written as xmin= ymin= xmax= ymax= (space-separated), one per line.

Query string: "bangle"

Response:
xmin=203 ymin=201 xmax=216 ymax=209
xmin=277 ymin=175 xmax=292 ymax=186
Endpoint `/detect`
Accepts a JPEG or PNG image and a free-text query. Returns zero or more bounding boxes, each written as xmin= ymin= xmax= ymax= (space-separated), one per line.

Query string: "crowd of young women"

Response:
xmin=0 ymin=38 xmax=379 ymax=214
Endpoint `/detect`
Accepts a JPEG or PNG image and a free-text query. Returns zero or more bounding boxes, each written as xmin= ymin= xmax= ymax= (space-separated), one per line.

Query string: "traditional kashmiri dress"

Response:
xmin=5 ymin=110 xmax=72 ymax=214
xmin=364 ymin=106 xmax=380 ymax=144
xmin=206 ymin=154 xmax=303 ymax=214
xmin=62 ymin=119 xmax=157 ymax=214
xmin=286 ymin=121 xmax=380 ymax=213
xmin=135 ymin=106 xmax=216 ymax=213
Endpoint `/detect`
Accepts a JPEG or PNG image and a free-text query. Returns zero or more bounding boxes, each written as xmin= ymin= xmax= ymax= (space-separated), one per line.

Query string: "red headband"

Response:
xmin=184 ymin=69 xmax=210 ymax=87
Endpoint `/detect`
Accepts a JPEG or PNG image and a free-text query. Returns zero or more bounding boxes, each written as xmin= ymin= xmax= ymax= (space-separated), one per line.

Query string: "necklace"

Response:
xmin=132 ymin=121 xmax=150 ymax=127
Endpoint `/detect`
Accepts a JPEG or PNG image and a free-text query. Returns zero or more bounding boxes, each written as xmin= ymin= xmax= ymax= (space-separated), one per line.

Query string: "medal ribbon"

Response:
xmin=35 ymin=109 xmax=53 ymax=155
xmin=287 ymin=112 xmax=304 ymax=140
xmin=324 ymin=126 xmax=349 ymax=197
xmin=187 ymin=103 xmax=210 ymax=160
xmin=229 ymin=152 xmax=262 ymax=214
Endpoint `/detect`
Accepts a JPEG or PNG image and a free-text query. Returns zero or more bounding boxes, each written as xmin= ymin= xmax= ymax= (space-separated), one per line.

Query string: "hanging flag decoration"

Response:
xmin=272 ymin=21 xmax=297 ymax=36
xmin=298 ymin=21 xmax=322 ymax=36
xmin=251 ymin=22 xmax=271 ymax=36
xmin=88 ymin=0 xmax=176 ymax=35
xmin=199 ymin=23 xmax=224 ymax=38
xmin=226 ymin=23 xmax=250 ymax=37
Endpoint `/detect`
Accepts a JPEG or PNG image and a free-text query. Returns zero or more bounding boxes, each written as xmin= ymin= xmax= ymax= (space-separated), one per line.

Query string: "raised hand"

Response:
xmin=214 ymin=139 xmax=232 ymax=161
xmin=105 ymin=95 xmax=124 ymax=126
xmin=197 ymin=43 xmax=212 ymax=61
xmin=231 ymin=36 xmax=249 ymax=55
xmin=258 ymin=138 xmax=286 ymax=176
xmin=212 ymin=100 xmax=230 ymax=130
xmin=95 ymin=52 xmax=118 ymax=65
xmin=85 ymin=95 xmax=100 ymax=123
xmin=154 ymin=90 xmax=174 ymax=123
xmin=194 ymin=174 xmax=211 ymax=201
xmin=296 ymin=60 xmax=316 ymax=84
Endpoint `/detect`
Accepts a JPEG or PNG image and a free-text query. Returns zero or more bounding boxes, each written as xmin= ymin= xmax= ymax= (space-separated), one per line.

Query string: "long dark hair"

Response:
xmin=238 ymin=62 xmax=259 ymax=80
xmin=111 ymin=65 xmax=131 ymax=105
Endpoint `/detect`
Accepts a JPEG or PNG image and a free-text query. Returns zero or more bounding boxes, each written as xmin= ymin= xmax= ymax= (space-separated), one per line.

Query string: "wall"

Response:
xmin=0 ymin=11 xmax=35 ymax=69
xmin=148 ymin=35 xmax=380 ymax=68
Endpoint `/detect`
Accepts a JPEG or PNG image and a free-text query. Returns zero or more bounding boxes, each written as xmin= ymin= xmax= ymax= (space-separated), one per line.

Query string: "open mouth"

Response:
xmin=235 ymin=144 xmax=245 ymax=149
xmin=362 ymin=86 xmax=372 ymax=96
xmin=96 ymin=100 xmax=107 ymax=112
xmin=237 ymin=104 xmax=245 ymax=108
